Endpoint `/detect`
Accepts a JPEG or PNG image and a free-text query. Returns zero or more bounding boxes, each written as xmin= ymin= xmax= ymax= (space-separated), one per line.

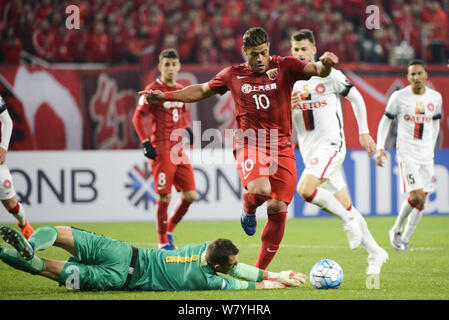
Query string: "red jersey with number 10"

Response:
xmin=208 ymin=56 xmax=310 ymax=150
xmin=135 ymin=78 xmax=188 ymax=154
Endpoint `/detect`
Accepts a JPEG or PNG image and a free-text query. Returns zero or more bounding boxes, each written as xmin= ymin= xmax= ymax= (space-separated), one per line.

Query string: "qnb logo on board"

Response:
xmin=125 ymin=162 xmax=157 ymax=210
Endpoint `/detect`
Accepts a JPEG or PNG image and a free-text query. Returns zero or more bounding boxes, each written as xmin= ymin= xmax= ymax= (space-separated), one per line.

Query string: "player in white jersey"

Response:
xmin=376 ymin=59 xmax=442 ymax=251
xmin=290 ymin=29 xmax=388 ymax=274
xmin=0 ymin=94 xmax=34 ymax=239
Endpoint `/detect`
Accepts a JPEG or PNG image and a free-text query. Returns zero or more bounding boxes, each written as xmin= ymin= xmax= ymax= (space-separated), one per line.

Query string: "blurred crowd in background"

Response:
xmin=0 ymin=0 xmax=448 ymax=66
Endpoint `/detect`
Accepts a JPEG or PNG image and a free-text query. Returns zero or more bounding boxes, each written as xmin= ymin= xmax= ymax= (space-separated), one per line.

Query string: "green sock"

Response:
xmin=0 ymin=247 xmax=44 ymax=275
xmin=28 ymin=226 xmax=58 ymax=251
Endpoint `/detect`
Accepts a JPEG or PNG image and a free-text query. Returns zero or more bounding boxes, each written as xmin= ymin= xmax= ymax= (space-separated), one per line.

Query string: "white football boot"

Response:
xmin=389 ymin=228 xmax=403 ymax=250
xmin=366 ymin=247 xmax=389 ymax=275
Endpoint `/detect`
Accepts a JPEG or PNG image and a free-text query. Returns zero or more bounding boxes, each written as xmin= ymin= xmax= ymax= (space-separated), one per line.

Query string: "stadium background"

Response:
xmin=0 ymin=0 xmax=448 ymax=223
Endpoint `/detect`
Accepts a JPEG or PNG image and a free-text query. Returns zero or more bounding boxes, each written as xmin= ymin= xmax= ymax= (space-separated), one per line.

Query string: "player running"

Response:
xmin=376 ymin=59 xmax=442 ymax=251
xmin=132 ymin=49 xmax=196 ymax=250
xmin=0 ymin=225 xmax=307 ymax=291
xmin=139 ymin=27 xmax=339 ymax=270
xmin=290 ymin=29 xmax=388 ymax=274
xmin=0 ymin=94 xmax=34 ymax=239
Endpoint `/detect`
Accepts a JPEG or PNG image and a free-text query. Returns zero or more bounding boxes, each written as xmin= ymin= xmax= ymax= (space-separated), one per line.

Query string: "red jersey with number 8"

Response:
xmin=135 ymin=78 xmax=188 ymax=154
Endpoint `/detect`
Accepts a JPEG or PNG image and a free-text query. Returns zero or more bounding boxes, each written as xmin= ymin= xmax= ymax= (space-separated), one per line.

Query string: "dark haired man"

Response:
xmin=0 ymin=226 xmax=307 ymax=291
xmin=290 ymin=29 xmax=388 ymax=274
xmin=376 ymin=59 xmax=442 ymax=250
xmin=139 ymin=27 xmax=339 ymax=269
xmin=132 ymin=48 xmax=196 ymax=250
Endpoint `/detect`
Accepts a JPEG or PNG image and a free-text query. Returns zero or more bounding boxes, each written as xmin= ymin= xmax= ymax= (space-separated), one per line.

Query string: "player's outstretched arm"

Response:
xmin=139 ymin=83 xmax=217 ymax=104
xmin=303 ymin=52 xmax=338 ymax=78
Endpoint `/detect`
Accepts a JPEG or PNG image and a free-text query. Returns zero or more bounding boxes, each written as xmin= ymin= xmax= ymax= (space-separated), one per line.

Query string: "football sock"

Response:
xmin=28 ymin=226 xmax=58 ymax=251
xmin=167 ymin=198 xmax=192 ymax=233
xmin=402 ymin=208 xmax=423 ymax=243
xmin=0 ymin=247 xmax=44 ymax=275
xmin=255 ymin=211 xmax=287 ymax=270
xmin=156 ymin=200 xmax=169 ymax=244
xmin=392 ymin=198 xmax=414 ymax=233
xmin=305 ymin=188 xmax=351 ymax=224
xmin=243 ymin=192 xmax=271 ymax=215
xmin=350 ymin=206 xmax=382 ymax=254
xmin=8 ymin=202 xmax=26 ymax=227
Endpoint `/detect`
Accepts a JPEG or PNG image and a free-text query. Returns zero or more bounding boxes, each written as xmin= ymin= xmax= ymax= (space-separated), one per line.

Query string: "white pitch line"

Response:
xmin=130 ymin=242 xmax=443 ymax=251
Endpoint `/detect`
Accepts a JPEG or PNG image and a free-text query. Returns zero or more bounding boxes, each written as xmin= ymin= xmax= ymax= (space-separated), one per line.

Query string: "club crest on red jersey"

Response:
xmin=266 ymin=68 xmax=278 ymax=80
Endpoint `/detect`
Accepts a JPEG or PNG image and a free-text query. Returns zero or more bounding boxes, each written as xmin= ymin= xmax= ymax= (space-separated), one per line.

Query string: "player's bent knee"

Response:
xmin=182 ymin=191 xmax=197 ymax=202
xmin=267 ymin=199 xmax=288 ymax=213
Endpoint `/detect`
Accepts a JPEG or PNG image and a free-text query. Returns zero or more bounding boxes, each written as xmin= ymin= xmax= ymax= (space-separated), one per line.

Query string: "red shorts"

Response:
xmin=234 ymin=145 xmax=297 ymax=204
xmin=150 ymin=152 xmax=196 ymax=194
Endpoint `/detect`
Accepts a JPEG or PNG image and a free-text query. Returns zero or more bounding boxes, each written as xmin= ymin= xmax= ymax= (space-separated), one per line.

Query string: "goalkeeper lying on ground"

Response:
xmin=0 ymin=225 xmax=307 ymax=291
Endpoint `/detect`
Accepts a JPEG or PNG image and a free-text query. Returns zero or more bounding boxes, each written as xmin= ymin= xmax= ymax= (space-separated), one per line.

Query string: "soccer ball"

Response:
xmin=309 ymin=259 xmax=343 ymax=289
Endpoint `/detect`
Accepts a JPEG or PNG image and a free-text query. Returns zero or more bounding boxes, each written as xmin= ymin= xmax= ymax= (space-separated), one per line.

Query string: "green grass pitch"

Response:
xmin=1 ymin=216 xmax=449 ymax=300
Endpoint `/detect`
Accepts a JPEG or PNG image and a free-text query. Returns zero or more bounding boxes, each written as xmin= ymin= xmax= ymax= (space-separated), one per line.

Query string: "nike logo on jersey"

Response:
xmin=237 ymin=75 xmax=248 ymax=79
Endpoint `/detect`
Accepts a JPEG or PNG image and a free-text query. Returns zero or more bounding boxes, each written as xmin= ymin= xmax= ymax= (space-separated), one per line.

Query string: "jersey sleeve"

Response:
xmin=228 ymin=263 xmax=264 ymax=282
xmin=332 ymin=70 xmax=354 ymax=97
xmin=208 ymin=67 xmax=232 ymax=95
xmin=281 ymin=56 xmax=311 ymax=82
xmin=433 ymin=93 xmax=443 ymax=120
xmin=384 ymin=91 xmax=400 ymax=119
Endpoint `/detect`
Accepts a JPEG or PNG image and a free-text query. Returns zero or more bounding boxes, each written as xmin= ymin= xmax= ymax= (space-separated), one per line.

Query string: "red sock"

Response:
xmin=167 ymin=198 xmax=192 ymax=233
xmin=243 ymin=192 xmax=271 ymax=214
xmin=156 ymin=200 xmax=169 ymax=244
xmin=255 ymin=211 xmax=287 ymax=270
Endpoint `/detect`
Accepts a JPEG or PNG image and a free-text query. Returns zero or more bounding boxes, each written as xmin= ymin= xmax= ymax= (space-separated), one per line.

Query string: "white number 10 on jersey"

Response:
xmin=252 ymin=94 xmax=270 ymax=110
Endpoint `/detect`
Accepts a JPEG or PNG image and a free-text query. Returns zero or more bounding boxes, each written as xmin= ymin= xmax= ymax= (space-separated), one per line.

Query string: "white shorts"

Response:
xmin=0 ymin=164 xmax=16 ymax=200
xmin=302 ymin=146 xmax=347 ymax=192
xmin=398 ymin=161 xmax=434 ymax=194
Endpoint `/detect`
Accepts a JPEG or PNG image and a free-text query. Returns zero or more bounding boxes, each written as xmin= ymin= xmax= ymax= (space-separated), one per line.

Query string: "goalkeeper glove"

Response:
xmin=268 ymin=270 xmax=307 ymax=288
xmin=142 ymin=140 xmax=157 ymax=160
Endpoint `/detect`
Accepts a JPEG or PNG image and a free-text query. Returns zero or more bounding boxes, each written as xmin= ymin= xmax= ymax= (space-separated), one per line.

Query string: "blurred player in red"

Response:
xmin=132 ymin=49 xmax=196 ymax=250
xmin=140 ymin=28 xmax=338 ymax=269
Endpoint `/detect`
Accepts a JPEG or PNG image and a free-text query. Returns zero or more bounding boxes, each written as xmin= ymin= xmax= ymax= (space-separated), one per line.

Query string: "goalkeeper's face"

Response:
xmin=291 ymin=39 xmax=316 ymax=63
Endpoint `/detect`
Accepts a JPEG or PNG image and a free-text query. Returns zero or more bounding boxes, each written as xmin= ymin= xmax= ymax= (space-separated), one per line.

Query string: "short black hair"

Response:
xmin=243 ymin=27 xmax=269 ymax=48
xmin=205 ymin=239 xmax=239 ymax=269
xmin=159 ymin=48 xmax=179 ymax=63
xmin=408 ymin=58 xmax=427 ymax=71
xmin=291 ymin=29 xmax=316 ymax=45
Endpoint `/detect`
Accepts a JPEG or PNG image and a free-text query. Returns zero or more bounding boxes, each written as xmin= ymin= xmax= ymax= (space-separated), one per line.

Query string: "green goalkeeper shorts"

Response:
xmin=58 ymin=227 xmax=134 ymax=291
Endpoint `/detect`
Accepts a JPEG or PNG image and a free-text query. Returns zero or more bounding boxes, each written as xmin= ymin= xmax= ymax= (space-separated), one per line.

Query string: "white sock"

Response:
xmin=9 ymin=203 xmax=26 ymax=226
xmin=351 ymin=207 xmax=382 ymax=255
xmin=392 ymin=199 xmax=414 ymax=233
xmin=402 ymin=209 xmax=423 ymax=243
xmin=308 ymin=188 xmax=351 ymax=224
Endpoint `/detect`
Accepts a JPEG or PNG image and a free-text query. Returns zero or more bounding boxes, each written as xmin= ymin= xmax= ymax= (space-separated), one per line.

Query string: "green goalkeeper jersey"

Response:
xmin=128 ymin=242 xmax=263 ymax=291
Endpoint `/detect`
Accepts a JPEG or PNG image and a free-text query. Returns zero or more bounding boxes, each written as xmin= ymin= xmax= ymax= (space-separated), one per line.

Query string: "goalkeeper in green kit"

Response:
xmin=0 ymin=225 xmax=307 ymax=291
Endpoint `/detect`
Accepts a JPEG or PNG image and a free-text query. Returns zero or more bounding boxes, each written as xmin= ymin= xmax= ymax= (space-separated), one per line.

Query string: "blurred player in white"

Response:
xmin=290 ymin=29 xmax=388 ymax=274
xmin=0 ymin=94 xmax=34 ymax=239
xmin=376 ymin=59 xmax=442 ymax=251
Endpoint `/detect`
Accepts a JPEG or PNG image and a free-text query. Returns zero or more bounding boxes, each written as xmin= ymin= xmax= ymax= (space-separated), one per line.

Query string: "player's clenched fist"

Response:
xmin=319 ymin=52 xmax=339 ymax=67
xmin=138 ymin=90 xmax=166 ymax=105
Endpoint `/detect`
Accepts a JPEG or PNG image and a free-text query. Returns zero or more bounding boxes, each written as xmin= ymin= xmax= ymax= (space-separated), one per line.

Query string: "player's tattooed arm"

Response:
xmin=139 ymin=83 xmax=217 ymax=104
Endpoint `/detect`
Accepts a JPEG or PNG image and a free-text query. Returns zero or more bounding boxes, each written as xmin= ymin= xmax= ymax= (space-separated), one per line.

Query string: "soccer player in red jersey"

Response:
xmin=132 ymin=49 xmax=196 ymax=250
xmin=139 ymin=28 xmax=338 ymax=269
